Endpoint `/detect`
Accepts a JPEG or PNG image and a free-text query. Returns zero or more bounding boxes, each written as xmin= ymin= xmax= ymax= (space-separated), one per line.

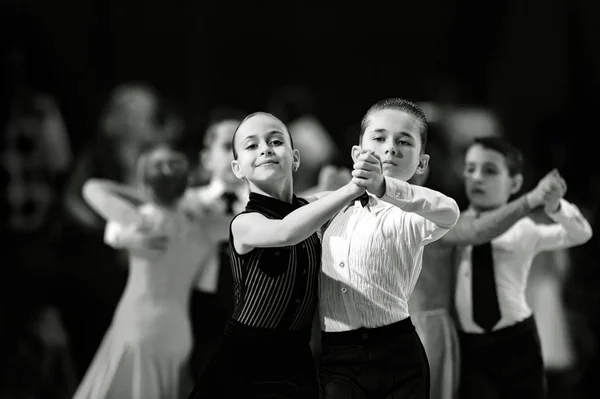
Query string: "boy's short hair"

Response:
xmin=360 ymin=98 xmax=428 ymax=151
xmin=471 ymin=136 xmax=524 ymax=176
xmin=202 ymin=107 xmax=247 ymax=149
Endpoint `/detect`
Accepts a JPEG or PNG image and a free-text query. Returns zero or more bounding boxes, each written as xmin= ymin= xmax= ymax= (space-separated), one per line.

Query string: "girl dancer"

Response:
xmin=188 ymin=112 xmax=366 ymax=398
xmin=75 ymin=143 xmax=221 ymax=399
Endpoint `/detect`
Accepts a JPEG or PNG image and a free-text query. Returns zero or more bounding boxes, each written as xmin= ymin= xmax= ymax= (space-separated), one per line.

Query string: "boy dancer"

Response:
xmin=318 ymin=98 xmax=460 ymax=398
xmin=455 ymin=136 xmax=592 ymax=399
xmin=409 ymin=167 xmax=569 ymax=399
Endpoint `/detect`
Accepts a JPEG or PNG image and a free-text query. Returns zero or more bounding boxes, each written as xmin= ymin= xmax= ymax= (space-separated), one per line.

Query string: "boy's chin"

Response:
xmin=469 ymin=199 xmax=502 ymax=211
xmin=383 ymin=170 xmax=411 ymax=182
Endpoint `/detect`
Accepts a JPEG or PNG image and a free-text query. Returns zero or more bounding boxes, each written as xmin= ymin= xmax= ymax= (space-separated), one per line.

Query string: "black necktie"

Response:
xmin=221 ymin=192 xmax=238 ymax=215
xmin=471 ymin=242 xmax=501 ymax=331
xmin=353 ymin=193 xmax=370 ymax=208
xmin=217 ymin=192 xmax=237 ymax=316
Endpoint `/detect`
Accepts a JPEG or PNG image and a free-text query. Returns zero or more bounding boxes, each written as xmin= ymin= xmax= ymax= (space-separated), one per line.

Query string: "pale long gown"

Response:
xmin=73 ymin=203 xmax=210 ymax=399
xmin=409 ymin=241 xmax=460 ymax=399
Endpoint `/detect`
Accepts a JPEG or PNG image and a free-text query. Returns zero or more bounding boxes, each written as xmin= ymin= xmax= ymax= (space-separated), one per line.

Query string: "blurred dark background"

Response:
xmin=1 ymin=0 xmax=599 ymax=398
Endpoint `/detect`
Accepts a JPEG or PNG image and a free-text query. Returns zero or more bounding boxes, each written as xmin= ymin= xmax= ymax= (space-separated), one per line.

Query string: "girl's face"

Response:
xmin=140 ymin=146 xmax=190 ymax=205
xmin=231 ymin=113 xmax=299 ymax=189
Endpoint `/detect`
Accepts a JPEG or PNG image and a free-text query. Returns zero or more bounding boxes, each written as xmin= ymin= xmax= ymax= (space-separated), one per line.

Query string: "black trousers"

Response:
xmin=189 ymin=319 xmax=319 ymax=399
xmin=189 ymin=290 xmax=231 ymax=376
xmin=459 ymin=316 xmax=547 ymax=399
xmin=319 ymin=317 xmax=430 ymax=399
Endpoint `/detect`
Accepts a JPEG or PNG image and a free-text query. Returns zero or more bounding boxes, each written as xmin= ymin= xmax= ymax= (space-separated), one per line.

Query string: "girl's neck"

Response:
xmin=149 ymin=193 xmax=181 ymax=211
xmin=249 ymin=180 xmax=294 ymax=203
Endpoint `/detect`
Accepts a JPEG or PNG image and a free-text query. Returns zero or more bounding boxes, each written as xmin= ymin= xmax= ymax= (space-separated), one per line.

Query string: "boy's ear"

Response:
xmin=510 ymin=173 xmax=523 ymax=195
xmin=415 ymin=154 xmax=430 ymax=175
xmin=351 ymin=145 xmax=362 ymax=163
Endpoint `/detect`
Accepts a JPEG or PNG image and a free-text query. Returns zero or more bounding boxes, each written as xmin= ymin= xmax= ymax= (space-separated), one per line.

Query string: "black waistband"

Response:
xmin=321 ymin=317 xmax=415 ymax=346
xmin=459 ymin=315 xmax=537 ymax=345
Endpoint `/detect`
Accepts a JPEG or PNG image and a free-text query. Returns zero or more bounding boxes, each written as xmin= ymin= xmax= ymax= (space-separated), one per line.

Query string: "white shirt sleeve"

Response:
xmin=534 ymin=199 xmax=593 ymax=252
xmin=381 ymin=176 xmax=460 ymax=244
xmin=104 ymin=220 xmax=124 ymax=248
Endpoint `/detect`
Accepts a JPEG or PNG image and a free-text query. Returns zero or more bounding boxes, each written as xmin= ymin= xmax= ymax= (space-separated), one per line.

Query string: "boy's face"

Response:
xmin=356 ymin=109 xmax=428 ymax=182
xmin=202 ymin=119 xmax=240 ymax=183
xmin=463 ymin=144 xmax=522 ymax=210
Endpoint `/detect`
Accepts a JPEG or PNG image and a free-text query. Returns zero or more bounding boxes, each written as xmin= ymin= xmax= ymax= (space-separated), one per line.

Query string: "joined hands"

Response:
xmin=352 ymin=150 xmax=386 ymax=198
xmin=526 ymin=169 xmax=567 ymax=213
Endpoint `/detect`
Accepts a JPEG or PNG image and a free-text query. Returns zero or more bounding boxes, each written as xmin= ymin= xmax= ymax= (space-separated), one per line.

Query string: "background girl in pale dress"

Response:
xmin=73 ymin=144 xmax=216 ymax=399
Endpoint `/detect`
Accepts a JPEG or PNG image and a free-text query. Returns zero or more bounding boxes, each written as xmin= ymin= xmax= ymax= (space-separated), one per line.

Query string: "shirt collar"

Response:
xmin=344 ymin=193 xmax=388 ymax=215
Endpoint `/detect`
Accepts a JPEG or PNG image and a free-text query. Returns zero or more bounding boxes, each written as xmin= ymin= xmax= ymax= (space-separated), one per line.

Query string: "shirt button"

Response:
xmin=301 ymin=269 xmax=307 ymax=275
xmin=395 ymin=192 xmax=401 ymax=198
xmin=301 ymin=244 xmax=305 ymax=249
xmin=341 ymin=287 xmax=347 ymax=294
xmin=274 ymin=251 xmax=280 ymax=256
xmin=296 ymin=298 xmax=301 ymax=304
xmin=339 ymin=262 xmax=345 ymax=268
xmin=362 ymin=333 xmax=369 ymax=340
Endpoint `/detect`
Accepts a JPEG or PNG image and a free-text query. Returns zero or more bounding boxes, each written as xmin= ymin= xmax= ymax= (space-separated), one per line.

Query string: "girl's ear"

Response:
xmin=231 ymin=160 xmax=244 ymax=180
xmin=292 ymin=149 xmax=300 ymax=172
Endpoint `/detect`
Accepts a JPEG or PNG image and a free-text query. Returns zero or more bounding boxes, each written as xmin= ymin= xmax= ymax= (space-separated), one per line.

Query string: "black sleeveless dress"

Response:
xmin=189 ymin=192 xmax=321 ymax=399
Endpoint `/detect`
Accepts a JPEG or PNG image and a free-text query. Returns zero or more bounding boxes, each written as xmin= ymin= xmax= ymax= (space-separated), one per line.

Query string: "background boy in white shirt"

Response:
xmin=455 ymin=136 xmax=592 ymax=399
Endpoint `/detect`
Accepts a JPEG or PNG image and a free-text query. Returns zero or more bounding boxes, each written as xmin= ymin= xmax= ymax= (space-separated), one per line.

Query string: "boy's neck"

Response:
xmin=383 ymin=171 xmax=409 ymax=183
xmin=469 ymin=202 xmax=505 ymax=214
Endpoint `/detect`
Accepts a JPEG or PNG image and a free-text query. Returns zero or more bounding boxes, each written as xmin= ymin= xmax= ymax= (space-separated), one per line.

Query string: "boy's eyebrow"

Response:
xmin=465 ymin=161 xmax=500 ymax=167
xmin=372 ymin=129 xmax=416 ymax=139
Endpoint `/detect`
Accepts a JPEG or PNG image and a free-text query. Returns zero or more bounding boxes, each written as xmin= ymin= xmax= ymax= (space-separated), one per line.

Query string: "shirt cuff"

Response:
xmin=104 ymin=221 xmax=123 ymax=248
xmin=545 ymin=199 xmax=576 ymax=223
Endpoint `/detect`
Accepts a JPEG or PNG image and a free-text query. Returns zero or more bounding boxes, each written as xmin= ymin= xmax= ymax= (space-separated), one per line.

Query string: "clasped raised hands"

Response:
xmin=527 ymin=169 xmax=567 ymax=213
xmin=352 ymin=150 xmax=386 ymax=197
